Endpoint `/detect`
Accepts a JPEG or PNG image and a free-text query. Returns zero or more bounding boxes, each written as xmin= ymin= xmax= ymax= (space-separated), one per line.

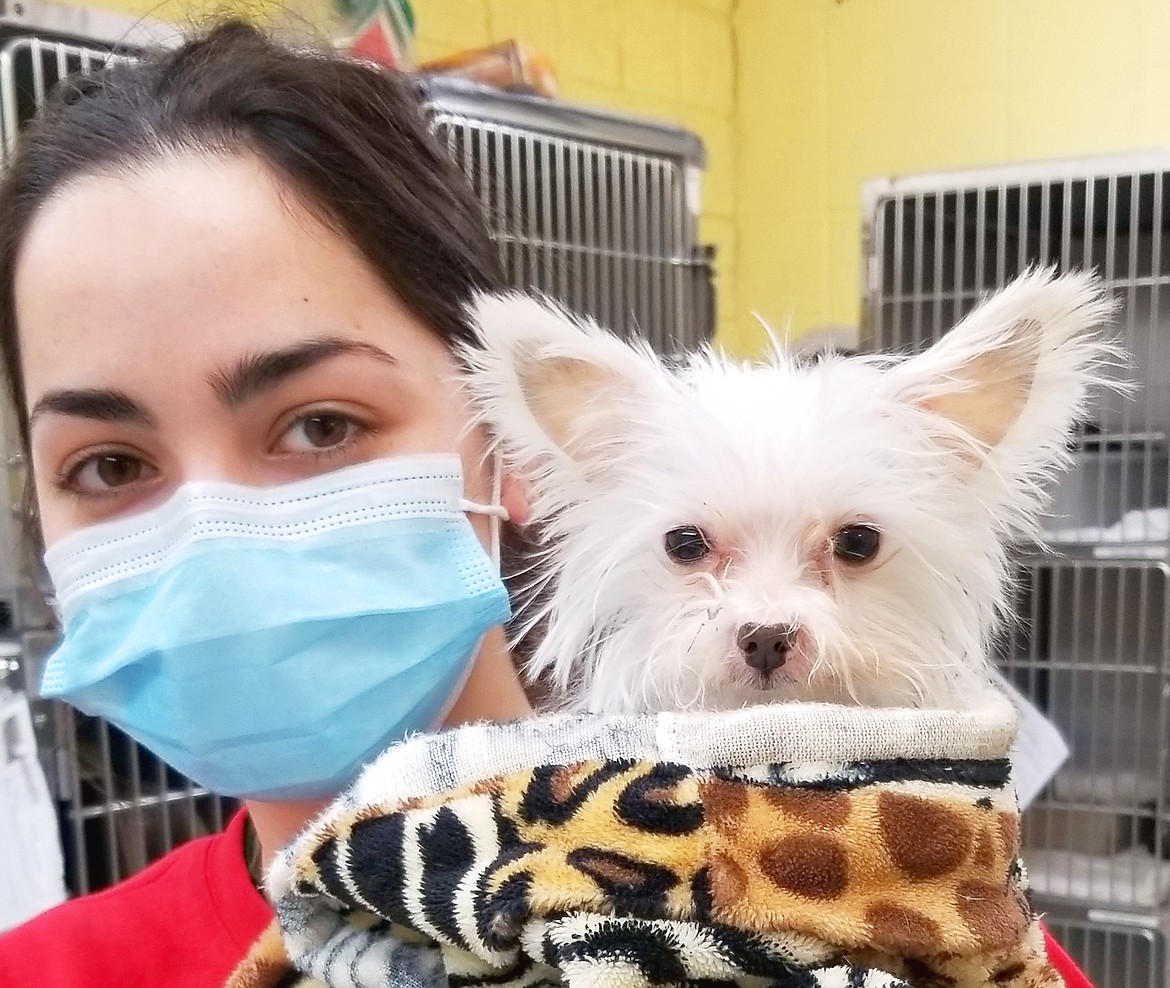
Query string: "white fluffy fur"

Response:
xmin=461 ymin=270 xmax=1120 ymax=712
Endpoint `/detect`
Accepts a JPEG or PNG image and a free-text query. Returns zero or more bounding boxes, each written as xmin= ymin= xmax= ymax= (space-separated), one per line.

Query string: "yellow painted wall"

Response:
xmin=60 ymin=0 xmax=339 ymax=34
xmin=733 ymin=0 xmax=1170 ymax=354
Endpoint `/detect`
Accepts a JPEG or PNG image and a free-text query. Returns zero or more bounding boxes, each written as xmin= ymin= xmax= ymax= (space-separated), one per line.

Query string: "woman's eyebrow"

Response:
xmin=30 ymin=388 xmax=155 ymax=427
xmin=209 ymin=337 xmax=398 ymax=407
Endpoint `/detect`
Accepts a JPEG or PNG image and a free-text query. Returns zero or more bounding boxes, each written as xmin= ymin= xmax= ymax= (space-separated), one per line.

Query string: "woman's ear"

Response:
xmin=500 ymin=471 xmax=530 ymax=526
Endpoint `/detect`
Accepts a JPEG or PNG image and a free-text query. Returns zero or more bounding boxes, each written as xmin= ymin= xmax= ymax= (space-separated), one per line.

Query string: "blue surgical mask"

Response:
xmin=39 ymin=455 xmax=511 ymax=801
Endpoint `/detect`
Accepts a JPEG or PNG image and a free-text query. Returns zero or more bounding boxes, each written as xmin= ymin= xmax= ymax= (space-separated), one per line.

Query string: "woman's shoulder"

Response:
xmin=0 ymin=810 xmax=273 ymax=988
xmin=1042 ymin=926 xmax=1094 ymax=988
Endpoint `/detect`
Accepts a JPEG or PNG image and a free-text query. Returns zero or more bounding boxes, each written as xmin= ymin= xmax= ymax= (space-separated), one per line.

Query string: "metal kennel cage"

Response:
xmin=0 ymin=32 xmax=713 ymax=897
xmin=1044 ymin=909 xmax=1165 ymax=988
xmin=864 ymin=154 xmax=1170 ymax=986
xmin=421 ymin=76 xmax=713 ymax=353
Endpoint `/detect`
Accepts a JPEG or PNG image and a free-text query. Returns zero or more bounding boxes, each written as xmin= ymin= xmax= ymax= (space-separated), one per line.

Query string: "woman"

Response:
xmin=0 ymin=21 xmax=1092 ymax=988
xmin=0 ymin=22 xmax=530 ymax=987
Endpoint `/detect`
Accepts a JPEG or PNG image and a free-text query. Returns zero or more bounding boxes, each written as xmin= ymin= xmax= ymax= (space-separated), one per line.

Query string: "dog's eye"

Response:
xmin=664 ymin=526 xmax=711 ymax=563
xmin=833 ymin=524 xmax=881 ymax=563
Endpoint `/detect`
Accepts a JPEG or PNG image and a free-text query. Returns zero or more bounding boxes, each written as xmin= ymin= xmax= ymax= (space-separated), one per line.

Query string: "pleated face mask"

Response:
xmin=39 ymin=455 xmax=511 ymax=800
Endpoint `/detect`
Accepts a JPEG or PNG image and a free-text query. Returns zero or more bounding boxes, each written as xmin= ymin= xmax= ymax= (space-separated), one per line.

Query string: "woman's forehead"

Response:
xmin=17 ymin=153 xmax=349 ymax=312
xmin=14 ymin=151 xmax=440 ymax=403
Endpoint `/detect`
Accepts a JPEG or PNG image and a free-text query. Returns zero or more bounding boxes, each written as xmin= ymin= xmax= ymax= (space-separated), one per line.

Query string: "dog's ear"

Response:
xmin=891 ymin=268 xmax=1118 ymax=465
xmin=460 ymin=292 xmax=672 ymax=501
xmin=915 ymin=321 xmax=1041 ymax=449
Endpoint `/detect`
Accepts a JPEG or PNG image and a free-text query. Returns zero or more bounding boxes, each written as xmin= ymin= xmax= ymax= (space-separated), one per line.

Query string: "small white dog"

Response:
xmin=462 ymin=269 xmax=1117 ymax=713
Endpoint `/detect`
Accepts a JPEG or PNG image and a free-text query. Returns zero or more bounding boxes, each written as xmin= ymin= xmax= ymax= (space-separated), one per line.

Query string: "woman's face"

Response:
xmin=16 ymin=152 xmax=495 ymax=547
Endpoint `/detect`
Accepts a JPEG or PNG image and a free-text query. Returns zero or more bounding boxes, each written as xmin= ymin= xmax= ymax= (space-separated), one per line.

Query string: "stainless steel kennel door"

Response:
xmin=422 ymin=76 xmax=713 ymax=355
xmin=864 ymin=155 xmax=1170 ymax=987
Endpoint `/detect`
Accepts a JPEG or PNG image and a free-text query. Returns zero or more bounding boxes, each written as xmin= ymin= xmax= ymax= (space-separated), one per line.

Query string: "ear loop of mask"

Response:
xmin=460 ymin=456 xmax=507 ymax=567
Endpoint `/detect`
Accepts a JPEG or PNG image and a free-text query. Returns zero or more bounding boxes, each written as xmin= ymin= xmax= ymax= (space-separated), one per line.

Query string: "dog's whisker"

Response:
xmin=685 ymin=622 xmax=706 ymax=657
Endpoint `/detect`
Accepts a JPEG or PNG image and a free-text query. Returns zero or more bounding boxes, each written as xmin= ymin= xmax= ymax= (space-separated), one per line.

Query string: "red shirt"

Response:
xmin=0 ymin=810 xmax=1094 ymax=987
xmin=0 ymin=811 xmax=271 ymax=988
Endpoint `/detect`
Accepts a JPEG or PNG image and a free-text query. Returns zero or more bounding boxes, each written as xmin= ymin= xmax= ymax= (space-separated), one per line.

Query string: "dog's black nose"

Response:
xmin=737 ymin=623 xmax=799 ymax=673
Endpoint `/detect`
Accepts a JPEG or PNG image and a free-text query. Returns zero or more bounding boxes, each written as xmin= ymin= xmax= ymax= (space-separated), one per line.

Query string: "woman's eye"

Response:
xmin=832 ymin=524 xmax=881 ymax=563
xmin=64 ymin=453 xmax=152 ymax=495
xmin=279 ymin=413 xmax=363 ymax=454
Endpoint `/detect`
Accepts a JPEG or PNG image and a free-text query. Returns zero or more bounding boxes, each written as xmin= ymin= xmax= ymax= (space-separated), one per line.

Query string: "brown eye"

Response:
xmin=665 ymin=526 xmax=711 ymax=563
xmin=301 ymin=414 xmax=352 ymax=448
xmin=833 ymin=524 xmax=881 ymax=563
xmin=277 ymin=412 xmax=364 ymax=455
xmin=65 ymin=452 xmax=152 ymax=495
xmin=95 ymin=454 xmax=142 ymax=487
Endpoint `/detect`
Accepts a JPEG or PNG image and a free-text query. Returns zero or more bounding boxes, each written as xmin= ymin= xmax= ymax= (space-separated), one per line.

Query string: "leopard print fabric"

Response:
xmin=231 ymin=752 xmax=1063 ymax=988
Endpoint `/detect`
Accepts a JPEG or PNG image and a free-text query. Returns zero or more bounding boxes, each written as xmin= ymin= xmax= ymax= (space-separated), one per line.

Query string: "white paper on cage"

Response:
xmin=0 ymin=690 xmax=66 ymax=932
xmin=993 ymin=670 xmax=1070 ymax=810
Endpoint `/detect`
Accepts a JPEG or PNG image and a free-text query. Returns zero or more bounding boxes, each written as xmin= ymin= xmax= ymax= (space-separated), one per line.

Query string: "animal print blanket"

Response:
xmin=228 ymin=696 xmax=1066 ymax=988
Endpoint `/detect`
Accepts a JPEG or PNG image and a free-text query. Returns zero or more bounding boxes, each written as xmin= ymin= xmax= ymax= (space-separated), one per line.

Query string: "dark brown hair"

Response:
xmin=0 ymin=20 xmax=503 ymax=454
